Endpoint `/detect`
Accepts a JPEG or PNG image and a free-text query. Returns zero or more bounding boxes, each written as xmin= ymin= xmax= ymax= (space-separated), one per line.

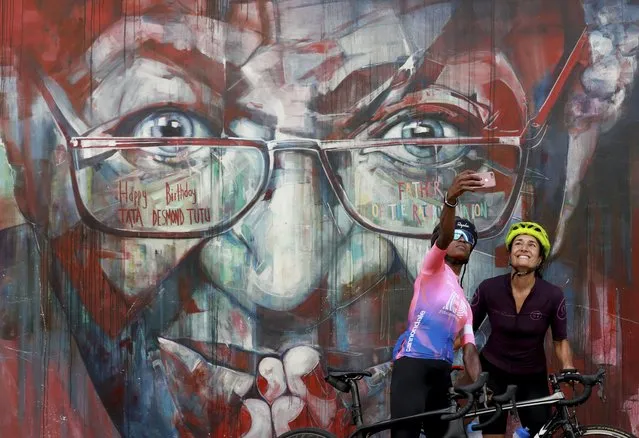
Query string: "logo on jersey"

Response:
xmin=440 ymin=293 xmax=466 ymax=318
xmin=406 ymin=310 xmax=426 ymax=352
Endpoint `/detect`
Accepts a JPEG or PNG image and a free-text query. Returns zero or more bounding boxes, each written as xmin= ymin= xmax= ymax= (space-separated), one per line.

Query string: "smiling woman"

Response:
xmin=470 ymin=221 xmax=575 ymax=436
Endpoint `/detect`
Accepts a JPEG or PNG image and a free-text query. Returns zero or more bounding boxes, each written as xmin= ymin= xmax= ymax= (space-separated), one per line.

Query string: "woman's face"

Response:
xmin=509 ymin=234 xmax=543 ymax=271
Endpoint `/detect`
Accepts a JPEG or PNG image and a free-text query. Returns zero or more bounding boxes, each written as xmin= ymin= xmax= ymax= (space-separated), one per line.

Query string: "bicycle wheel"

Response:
xmin=555 ymin=425 xmax=636 ymax=438
xmin=277 ymin=427 xmax=338 ymax=438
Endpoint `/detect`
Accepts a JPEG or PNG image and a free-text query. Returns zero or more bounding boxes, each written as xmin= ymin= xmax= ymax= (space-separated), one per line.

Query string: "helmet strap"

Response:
xmin=511 ymin=268 xmax=535 ymax=279
xmin=509 ymin=258 xmax=543 ymax=279
xmin=444 ymin=242 xmax=475 ymax=267
xmin=444 ymin=256 xmax=469 ymax=286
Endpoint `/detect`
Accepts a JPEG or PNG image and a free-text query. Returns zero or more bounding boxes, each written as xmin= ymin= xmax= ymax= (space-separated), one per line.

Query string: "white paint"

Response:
xmin=271 ymin=396 xmax=305 ymax=436
xmin=241 ymin=399 xmax=273 ymax=438
xmin=283 ymin=346 xmax=337 ymax=428
xmin=257 ymin=357 xmax=287 ymax=403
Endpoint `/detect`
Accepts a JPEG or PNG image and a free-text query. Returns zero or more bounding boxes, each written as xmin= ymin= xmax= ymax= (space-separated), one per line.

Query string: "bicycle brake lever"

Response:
xmin=597 ymin=382 xmax=607 ymax=402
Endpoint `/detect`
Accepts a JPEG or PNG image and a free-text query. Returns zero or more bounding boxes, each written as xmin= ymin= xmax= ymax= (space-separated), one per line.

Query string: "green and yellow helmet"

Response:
xmin=504 ymin=221 xmax=551 ymax=259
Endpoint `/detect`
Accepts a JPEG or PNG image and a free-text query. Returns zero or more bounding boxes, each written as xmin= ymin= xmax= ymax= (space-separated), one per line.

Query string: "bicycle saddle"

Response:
xmin=327 ymin=370 xmax=372 ymax=379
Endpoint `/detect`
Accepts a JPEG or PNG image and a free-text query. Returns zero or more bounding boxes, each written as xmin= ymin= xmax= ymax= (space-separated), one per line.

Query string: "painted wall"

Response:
xmin=0 ymin=0 xmax=638 ymax=436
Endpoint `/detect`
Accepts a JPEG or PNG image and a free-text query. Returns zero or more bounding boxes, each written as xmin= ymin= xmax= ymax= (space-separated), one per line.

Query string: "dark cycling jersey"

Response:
xmin=470 ymin=274 xmax=568 ymax=374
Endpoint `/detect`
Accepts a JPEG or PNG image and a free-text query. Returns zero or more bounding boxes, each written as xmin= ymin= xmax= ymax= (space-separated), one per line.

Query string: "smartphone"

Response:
xmin=475 ymin=171 xmax=496 ymax=188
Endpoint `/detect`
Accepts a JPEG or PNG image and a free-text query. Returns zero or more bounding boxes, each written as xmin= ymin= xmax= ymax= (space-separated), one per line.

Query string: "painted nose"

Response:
xmin=200 ymin=150 xmax=342 ymax=311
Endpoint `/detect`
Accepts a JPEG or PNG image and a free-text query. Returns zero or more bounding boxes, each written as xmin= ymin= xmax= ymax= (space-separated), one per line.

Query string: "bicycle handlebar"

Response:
xmin=555 ymin=368 xmax=606 ymax=407
xmin=470 ymin=385 xmax=518 ymax=431
xmin=441 ymin=372 xmax=489 ymax=421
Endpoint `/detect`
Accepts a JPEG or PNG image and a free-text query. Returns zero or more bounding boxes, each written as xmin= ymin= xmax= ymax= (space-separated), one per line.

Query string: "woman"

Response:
xmin=471 ymin=221 xmax=575 ymax=436
xmin=390 ymin=170 xmax=484 ymax=438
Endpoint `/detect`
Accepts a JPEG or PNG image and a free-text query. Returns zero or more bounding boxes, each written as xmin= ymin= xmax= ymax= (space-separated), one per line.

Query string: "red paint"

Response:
xmin=300 ymin=363 xmax=335 ymax=400
xmin=283 ymin=404 xmax=314 ymax=433
xmin=0 ymin=339 xmax=117 ymax=437
xmin=297 ymin=41 xmax=339 ymax=55
xmin=257 ymin=374 xmax=269 ymax=399
xmin=178 ymin=275 xmax=203 ymax=314
xmin=317 ymin=64 xmax=397 ymax=118
xmin=239 ymin=404 xmax=253 ymax=436
xmin=231 ymin=310 xmax=250 ymax=339
xmin=51 ymin=227 xmax=130 ymax=338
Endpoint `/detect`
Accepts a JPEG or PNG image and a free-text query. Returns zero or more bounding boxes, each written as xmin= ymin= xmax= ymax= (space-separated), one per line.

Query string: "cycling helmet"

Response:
xmin=431 ymin=217 xmax=478 ymax=250
xmin=504 ymin=221 xmax=551 ymax=259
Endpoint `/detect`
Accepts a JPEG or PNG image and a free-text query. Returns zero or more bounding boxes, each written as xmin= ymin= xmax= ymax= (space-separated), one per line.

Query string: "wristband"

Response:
xmin=444 ymin=192 xmax=458 ymax=208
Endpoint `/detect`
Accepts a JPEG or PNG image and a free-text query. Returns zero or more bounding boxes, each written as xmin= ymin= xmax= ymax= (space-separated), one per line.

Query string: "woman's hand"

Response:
xmin=446 ymin=170 xmax=484 ymax=203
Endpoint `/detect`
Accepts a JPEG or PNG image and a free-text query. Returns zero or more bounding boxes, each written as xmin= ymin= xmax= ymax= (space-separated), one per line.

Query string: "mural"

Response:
xmin=0 ymin=0 xmax=638 ymax=436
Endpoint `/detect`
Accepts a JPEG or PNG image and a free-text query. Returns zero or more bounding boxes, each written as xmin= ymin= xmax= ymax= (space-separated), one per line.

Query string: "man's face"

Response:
xmin=4 ymin=0 xmax=636 ymax=436
xmin=10 ymin=0 xmax=575 ymax=292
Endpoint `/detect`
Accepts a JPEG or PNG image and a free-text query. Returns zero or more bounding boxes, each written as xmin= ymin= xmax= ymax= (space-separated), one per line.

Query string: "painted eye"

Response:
xmin=383 ymin=118 xmax=460 ymax=140
xmin=107 ymin=108 xmax=220 ymax=161
xmin=134 ymin=111 xmax=197 ymax=138
xmin=379 ymin=118 xmax=467 ymax=165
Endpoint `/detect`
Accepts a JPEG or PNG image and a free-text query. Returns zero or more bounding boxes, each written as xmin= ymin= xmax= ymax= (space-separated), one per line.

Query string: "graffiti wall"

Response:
xmin=0 ymin=0 xmax=638 ymax=436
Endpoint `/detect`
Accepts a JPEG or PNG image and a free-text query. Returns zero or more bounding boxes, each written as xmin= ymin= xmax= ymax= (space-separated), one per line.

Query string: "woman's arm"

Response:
xmin=470 ymin=284 xmax=487 ymax=332
xmin=435 ymin=170 xmax=483 ymax=250
xmin=553 ymin=339 xmax=575 ymax=370
xmin=551 ymin=294 xmax=575 ymax=369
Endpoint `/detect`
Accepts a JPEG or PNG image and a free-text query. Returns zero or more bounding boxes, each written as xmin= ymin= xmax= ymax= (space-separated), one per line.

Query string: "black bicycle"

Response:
xmin=471 ymin=368 xmax=637 ymax=438
xmin=277 ymin=367 xmax=636 ymax=438
xmin=278 ymin=369 xmax=509 ymax=438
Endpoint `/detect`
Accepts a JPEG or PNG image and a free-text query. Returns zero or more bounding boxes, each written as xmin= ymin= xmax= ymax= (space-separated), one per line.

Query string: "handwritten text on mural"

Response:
xmin=116 ymin=180 xmax=212 ymax=227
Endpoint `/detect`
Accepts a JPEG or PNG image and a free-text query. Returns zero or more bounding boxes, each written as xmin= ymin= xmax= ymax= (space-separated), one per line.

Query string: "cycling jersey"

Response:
xmin=471 ymin=273 xmax=568 ymax=374
xmin=393 ymin=245 xmax=475 ymax=363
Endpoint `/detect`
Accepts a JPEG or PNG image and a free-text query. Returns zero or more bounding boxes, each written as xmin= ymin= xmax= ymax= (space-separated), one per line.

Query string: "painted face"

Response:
xmin=4 ymin=0 xmax=637 ymax=436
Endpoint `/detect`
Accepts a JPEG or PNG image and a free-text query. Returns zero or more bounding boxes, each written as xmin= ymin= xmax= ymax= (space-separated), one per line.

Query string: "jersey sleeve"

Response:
xmin=459 ymin=302 xmax=476 ymax=346
xmin=551 ymin=289 xmax=568 ymax=341
xmin=420 ymin=244 xmax=447 ymax=275
xmin=470 ymin=282 xmax=488 ymax=332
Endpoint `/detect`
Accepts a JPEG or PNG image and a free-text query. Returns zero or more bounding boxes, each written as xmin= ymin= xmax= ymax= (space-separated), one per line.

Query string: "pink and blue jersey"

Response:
xmin=393 ymin=245 xmax=475 ymax=363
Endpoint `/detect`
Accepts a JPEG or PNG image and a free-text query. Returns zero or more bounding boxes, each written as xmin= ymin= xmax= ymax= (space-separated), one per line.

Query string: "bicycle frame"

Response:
xmin=345 ymin=383 xmax=585 ymax=438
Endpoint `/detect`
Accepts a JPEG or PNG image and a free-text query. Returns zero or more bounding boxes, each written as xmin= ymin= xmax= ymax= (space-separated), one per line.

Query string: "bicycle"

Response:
xmin=278 ymin=369 xmax=507 ymax=438
xmin=277 ymin=367 xmax=636 ymax=438
xmin=468 ymin=368 xmax=637 ymax=438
